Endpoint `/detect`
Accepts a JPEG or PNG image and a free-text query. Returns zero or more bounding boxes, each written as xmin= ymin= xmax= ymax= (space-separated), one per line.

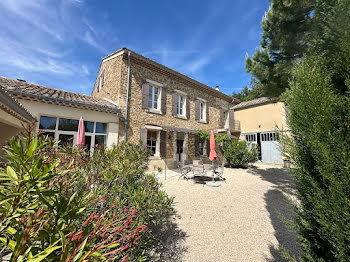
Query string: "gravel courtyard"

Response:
xmin=156 ymin=163 xmax=300 ymax=262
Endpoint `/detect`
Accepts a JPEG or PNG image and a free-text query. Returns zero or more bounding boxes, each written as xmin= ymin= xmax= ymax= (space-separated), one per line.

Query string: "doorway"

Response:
xmin=176 ymin=139 xmax=184 ymax=163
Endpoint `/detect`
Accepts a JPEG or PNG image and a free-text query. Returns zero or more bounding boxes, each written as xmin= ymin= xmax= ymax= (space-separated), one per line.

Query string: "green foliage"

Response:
xmin=0 ymin=132 xmax=155 ymax=261
xmin=221 ymin=139 xmax=258 ymax=168
xmin=74 ymin=142 xmax=175 ymax=261
xmin=232 ymin=84 xmax=264 ymax=102
xmin=196 ymin=130 xmax=210 ymax=142
xmin=244 ymin=0 xmax=314 ymax=98
xmin=282 ymin=1 xmax=350 ymax=260
xmin=214 ymin=134 xmax=229 ymax=144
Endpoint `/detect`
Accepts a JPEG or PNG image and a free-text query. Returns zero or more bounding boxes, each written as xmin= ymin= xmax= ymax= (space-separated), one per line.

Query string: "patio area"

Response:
xmin=155 ymin=163 xmax=301 ymax=262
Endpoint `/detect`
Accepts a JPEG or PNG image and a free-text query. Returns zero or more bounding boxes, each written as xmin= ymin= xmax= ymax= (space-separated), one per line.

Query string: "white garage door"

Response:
xmin=260 ymin=132 xmax=283 ymax=164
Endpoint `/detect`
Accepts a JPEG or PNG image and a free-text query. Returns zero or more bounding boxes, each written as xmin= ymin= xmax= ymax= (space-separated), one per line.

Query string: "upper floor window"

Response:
xmin=148 ymin=85 xmax=160 ymax=110
xmin=177 ymin=94 xmax=185 ymax=116
xmin=199 ymin=101 xmax=207 ymax=122
xmin=97 ymin=70 xmax=104 ymax=92
xmin=223 ymin=110 xmax=229 ymax=128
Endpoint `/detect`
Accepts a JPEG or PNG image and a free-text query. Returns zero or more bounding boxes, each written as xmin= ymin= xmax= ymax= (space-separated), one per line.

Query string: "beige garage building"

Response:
xmin=234 ymin=97 xmax=288 ymax=165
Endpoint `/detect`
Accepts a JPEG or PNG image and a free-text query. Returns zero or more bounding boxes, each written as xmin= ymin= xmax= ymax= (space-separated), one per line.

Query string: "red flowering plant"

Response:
xmin=62 ymin=206 xmax=147 ymax=262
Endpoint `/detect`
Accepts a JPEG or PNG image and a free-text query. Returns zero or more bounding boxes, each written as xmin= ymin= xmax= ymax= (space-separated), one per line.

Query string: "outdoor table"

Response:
xmin=181 ymin=163 xmax=214 ymax=177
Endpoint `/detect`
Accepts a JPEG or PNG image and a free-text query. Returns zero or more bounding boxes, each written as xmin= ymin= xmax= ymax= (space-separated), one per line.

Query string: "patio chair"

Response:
xmin=214 ymin=162 xmax=226 ymax=182
xmin=178 ymin=162 xmax=191 ymax=180
xmin=192 ymin=160 xmax=205 ymax=177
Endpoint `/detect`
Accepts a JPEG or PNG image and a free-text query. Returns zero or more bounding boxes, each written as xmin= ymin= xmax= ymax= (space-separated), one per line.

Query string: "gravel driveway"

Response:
xmin=156 ymin=163 xmax=300 ymax=262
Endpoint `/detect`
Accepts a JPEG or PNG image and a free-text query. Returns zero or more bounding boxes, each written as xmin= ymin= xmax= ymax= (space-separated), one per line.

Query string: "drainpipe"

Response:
xmin=124 ymin=50 xmax=131 ymax=141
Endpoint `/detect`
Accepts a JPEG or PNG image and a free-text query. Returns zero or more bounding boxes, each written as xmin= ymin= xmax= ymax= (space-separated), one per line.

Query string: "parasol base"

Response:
xmin=206 ymin=181 xmax=221 ymax=187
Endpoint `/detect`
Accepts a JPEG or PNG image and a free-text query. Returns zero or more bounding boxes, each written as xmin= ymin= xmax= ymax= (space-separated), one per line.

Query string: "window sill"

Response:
xmin=175 ymin=115 xmax=188 ymax=120
xmin=198 ymin=120 xmax=207 ymax=124
xmin=147 ymin=109 xmax=162 ymax=115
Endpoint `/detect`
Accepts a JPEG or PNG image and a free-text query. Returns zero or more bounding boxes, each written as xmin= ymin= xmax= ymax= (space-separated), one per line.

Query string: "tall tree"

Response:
xmin=244 ymin=0 xmax=314 ymax=98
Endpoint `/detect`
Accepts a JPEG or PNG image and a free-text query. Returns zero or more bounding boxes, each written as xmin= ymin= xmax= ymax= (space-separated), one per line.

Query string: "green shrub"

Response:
xmin=80 ymin=142 xmax=175 ymax=260
xmin=222 ymin=139 xmax=258 ymax=168
xmin=0 ymin=132 xmax=147 ymax=261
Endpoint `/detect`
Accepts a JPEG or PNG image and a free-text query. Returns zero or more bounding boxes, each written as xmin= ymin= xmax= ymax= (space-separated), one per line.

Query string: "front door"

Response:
xmin=176 ymin=139 xmax=184 ymax=163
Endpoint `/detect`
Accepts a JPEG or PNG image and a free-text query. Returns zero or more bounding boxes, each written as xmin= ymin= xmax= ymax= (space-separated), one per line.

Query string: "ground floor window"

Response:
xmin=198 ymin=140 xmax=207 ymax=156
xmin=39 ymin=115 xmax=107 ymax=151
xmin=147 ymin=131 xmax=158 ymax=156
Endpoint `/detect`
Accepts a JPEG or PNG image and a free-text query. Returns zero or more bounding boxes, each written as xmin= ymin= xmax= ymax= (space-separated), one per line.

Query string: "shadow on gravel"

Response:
xmin=150 ymin=217 xmax=188 ymax=262
xmin=248 ymin=166 xmax=302 ymax=262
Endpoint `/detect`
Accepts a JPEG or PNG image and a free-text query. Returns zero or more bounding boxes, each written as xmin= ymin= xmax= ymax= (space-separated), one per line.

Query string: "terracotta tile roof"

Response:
xmin=0 ymin=76 xmax=121 ymax=114
xmin=0 ymin=85 xmax=36 ymax=123
xmin=233 ymin=97 xmax=279 ymax=110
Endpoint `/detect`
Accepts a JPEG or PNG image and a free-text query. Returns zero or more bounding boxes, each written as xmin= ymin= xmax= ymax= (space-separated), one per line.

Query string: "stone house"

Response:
xmin=92 ymin=48 xmax=240 ymax=170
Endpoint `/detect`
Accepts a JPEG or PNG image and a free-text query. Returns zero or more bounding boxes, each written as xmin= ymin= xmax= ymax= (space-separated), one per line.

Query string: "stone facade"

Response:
xmin=92 ymin=49 xmax=238 ymax=170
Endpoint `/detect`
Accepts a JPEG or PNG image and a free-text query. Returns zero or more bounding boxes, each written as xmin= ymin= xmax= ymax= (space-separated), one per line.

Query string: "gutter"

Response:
xmin=124 ymin=50 xmax=131 ymax=141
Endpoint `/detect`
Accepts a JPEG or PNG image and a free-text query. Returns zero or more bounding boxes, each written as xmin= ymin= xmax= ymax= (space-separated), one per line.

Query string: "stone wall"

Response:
xmin=92 ymin=52 xmax=235 ymax=169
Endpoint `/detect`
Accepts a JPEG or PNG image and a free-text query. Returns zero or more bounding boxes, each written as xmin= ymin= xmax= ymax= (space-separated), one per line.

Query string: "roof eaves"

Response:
xmin=0 ymin=86 xmax=36 ymax=122
xmin=233 ymin=97 xmax=279 ymax=110
xmin=8 ymin=90 xmax=120 ymax=114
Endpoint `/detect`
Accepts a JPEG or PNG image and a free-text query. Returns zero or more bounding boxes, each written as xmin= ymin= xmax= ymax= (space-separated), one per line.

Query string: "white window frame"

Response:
xmin=145 ymin=126 xmax=161 ymax=158
xmin=261 ymin=132 xmax=278 ymax=142
xmin=223 ymin=110 xmax=229 ymax=129
xmin=198 ymin=140 xmax=207 ymax=156
xmin=245 ymin=133 xmax=257 ymax=142
xmin=38 ymin=115 xmax=107 ymax=152
xmin=148 ymin=85 xmax=161 ymax=112
xmin=177 ymin=95 xmax=186 ymax=117
xmin=199 ymin=101 xmax=207 ymax=122
xmin=98 ymin=74 xmax=103 ymax=92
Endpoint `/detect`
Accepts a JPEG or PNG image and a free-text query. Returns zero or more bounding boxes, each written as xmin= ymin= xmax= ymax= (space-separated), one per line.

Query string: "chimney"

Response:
xmin=215 ymin=85 xmax=219 ymax=91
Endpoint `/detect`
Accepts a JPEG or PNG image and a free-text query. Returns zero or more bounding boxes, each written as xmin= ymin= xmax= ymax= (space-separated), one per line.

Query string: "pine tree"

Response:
xmin=244 ymin=0 xmax=314 ymax=98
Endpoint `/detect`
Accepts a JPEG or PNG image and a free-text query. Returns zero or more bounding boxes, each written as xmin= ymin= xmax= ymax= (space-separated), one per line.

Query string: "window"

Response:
xmin=147 ymin=131 xmax=158 ymax=156
xmin=177 ymin=94 xmax=185 ymax=116
xmin=199 ymin=140 xmax=207 ymax=156
xmin=98 ymin=71 xmax=104 ymax=92
xmin=38 ymin=116 xmax=107 ymax=151
xmin=246 ymin=134 xmax=256 ymax=142
xmin=199 ymin=101 xmax=206 ymax=121
xmin=58 ymin=118 xmax=79 ymax=131
xmin=148 ymin=85 xmax=160 ymax=110
xmin=223 ymin=111 xmax=229 ymax=128
xmin=261 ymin=132 xmax=279 ymax=142
xmin=39 ymin=116 xmax=56 ymax=130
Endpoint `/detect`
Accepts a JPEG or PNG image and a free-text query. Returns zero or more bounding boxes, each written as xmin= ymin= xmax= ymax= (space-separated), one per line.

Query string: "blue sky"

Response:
xmin=0 ymin=0 xmax=270 ymax=96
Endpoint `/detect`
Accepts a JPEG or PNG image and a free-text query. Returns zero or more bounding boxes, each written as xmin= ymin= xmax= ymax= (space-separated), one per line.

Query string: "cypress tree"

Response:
xmin=283 ymin=0 xmax=350 ymax=260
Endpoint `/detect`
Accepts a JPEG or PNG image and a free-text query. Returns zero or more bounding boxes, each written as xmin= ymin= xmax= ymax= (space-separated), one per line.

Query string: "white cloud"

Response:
xmin=182 ymin=56 xmax=212 ymax=73
xmin=0 ymin=0 xmax=110 ymax=79
xmin=83 ymin=31 xmax=106 ymax=53
xmin=81 ymin=65 xmax=89 ymax=76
